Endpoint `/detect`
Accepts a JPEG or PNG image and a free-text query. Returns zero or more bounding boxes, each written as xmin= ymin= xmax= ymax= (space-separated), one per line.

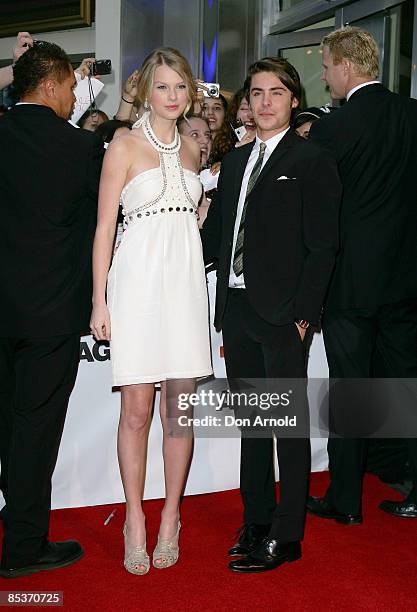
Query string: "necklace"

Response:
xmin=142 ymin=112 xmax=180 ymax=153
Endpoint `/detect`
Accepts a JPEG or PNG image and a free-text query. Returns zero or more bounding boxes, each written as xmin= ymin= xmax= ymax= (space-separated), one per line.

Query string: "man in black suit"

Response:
xmin=202 ymin=58 xmax=341 ymax=572
xmin=308 ymin=27 xmax=417 ymax=523
xmin=0 ymin=41 xmax=103 ymax=577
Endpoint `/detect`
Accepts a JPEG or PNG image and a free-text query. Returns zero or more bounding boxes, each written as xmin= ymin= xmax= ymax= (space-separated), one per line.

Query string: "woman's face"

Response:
xmin=295 ymin=120 xmax=313 ymax=139
xmin=236 ymin=97 xmax=255 ymax=131
xmin=149 ymin=64 xmax=189 ymax=120
xmin=180 ymin=117 xmax=212 ymax=167
xmin=202 ymin=97 xmax=225 ymax=134
xmin=82 ymin=112 xmax=106 ymax=132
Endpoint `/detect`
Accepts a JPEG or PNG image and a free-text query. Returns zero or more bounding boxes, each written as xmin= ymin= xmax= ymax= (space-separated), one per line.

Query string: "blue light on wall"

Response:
xmin=203 ymin=36 xmax=217 ymax=83
xmin=202 ymin=0 xmax=218 ymax=82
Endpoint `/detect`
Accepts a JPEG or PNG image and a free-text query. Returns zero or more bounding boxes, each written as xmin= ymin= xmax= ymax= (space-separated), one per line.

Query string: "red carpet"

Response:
xmin=1 ymin=472 xmax=417 ymax=611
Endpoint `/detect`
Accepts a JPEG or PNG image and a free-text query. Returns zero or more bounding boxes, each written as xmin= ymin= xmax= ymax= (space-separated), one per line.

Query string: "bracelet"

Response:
xmin=121 ymin=95 xmax=134 ymax=104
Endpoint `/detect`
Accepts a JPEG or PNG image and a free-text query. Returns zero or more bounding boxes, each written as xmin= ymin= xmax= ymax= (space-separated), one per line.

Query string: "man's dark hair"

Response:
xmin=13 ymin=40 xmax=72 ymax=98
xmin=245 ymin=57 xmax=302 ymax=102
xmin=77 ymin=108 xmax=110 ymax=129
xmin=94 ymin=119 xmax=132 ymax=143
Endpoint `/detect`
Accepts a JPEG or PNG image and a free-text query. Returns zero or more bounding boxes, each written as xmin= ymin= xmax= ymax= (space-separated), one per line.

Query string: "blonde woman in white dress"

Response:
xmin=90 ymin=48 xmax=212 ymax=575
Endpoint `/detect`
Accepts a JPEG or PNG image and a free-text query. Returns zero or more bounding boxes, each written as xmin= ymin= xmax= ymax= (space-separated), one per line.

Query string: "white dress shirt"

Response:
xmin=346 ymin=81 xmax=380 ymax=101
xmin=229 ymin=128 xmax=290 ymax=288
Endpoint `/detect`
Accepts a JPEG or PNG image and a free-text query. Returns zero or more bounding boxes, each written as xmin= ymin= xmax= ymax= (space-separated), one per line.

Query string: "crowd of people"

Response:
xmin=0 ymin=25 xmax=416 ymax=581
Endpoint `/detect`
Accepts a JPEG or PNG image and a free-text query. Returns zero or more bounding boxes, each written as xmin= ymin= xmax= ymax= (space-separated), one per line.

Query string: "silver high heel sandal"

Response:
xmin=152 ymin=521 xmax=181 ymax=569
xmin=123 ymin=522 xmax=150 ymax=575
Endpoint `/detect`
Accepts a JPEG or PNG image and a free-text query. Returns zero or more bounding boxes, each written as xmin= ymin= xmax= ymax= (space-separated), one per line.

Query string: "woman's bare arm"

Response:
xmin=90 ymin=138 xmax=130 ymax=340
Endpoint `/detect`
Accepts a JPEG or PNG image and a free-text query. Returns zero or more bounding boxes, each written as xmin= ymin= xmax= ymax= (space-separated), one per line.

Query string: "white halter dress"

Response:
xmin=107 ymin=113 xmax=212 ymax=385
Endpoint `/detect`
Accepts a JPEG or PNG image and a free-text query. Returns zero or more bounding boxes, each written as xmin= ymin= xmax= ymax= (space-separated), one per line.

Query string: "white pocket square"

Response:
xmin=277 ymin=175 xmax=296 ymax=180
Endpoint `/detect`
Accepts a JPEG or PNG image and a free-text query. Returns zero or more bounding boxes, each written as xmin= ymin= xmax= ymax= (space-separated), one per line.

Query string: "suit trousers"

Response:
xmin=323 ymin=299 xmax=417 ymax=514
xmin=222 ymin=289 xmax=311 ymax=542
xmin=0 ymin=334 xmax=80 ymax=568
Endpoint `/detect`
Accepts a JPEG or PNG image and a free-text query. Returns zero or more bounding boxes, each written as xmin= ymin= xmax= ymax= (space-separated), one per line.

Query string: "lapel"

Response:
xmin=249 ymin=128 xmax=300 ymax=196
xmin=225 ymin=141 xmax=255 ymax=229
xmin=233 ymin=140 xmax=255 ymax=198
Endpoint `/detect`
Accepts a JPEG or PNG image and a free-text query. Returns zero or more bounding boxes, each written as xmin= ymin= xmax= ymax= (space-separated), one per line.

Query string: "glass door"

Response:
xmin=264 ymin=0 xmax=416 ymax=103
xmin=264 ymin=19 xmax=335 ymax=108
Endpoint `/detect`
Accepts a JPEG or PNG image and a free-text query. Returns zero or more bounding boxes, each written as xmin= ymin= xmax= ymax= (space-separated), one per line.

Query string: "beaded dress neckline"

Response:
xmin=133 ymin=111 xmax=181 ymax=154
xmin=122 ymin=112 xmax=199 ymax=227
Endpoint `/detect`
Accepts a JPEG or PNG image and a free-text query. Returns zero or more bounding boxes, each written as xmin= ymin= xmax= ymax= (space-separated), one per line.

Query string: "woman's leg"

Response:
xmin=157 ymin=379 xmax=195 ymax=542
xmin=118 ymin=383 xmax=155 ymax=559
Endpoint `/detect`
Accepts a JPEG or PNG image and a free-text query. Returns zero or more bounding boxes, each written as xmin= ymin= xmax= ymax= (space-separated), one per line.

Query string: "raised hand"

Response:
xmin=123 ymin=69 xmax=140 ymax=102
xmin=13 ymin=32 xmax=33 ymax=62
xmin=75 ymin=57 xmax=97 ymax=79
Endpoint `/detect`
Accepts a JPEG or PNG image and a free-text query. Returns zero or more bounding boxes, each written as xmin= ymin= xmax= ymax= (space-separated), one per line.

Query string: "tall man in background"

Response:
xmin=308 ymin=27 xmax=417 ymax=523
xmin=0 ymin=41 xmax=103 ymax=577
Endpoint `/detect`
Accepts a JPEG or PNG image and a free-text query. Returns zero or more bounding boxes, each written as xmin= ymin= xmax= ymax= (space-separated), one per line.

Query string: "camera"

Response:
xmin=90 ymin=59 xmax=112 ymax=76
xmin=233 ymin=125 xmax=247 ymax=142
xmin=201 ymin=82 xmax=220 ymax=98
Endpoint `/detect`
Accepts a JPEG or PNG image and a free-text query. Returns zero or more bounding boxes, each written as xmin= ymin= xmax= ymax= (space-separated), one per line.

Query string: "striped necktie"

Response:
xmin=233 ymin=142 xmax=267 ymax=277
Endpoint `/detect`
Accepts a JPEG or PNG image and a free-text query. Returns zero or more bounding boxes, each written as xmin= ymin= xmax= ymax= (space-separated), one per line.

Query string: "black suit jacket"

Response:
xmin=0 ymin=104 xmax=104 ymax=337
xmin=202 ymin=128 xmax=341 ymax=331
xmin=310 ymin=83 xmax=417 ymax=311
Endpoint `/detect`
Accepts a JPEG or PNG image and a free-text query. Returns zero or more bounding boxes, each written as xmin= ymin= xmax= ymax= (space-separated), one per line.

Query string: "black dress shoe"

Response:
xmin=229 ymin=538 xmax=301 ymax=573
xmin=228 ymin=523 xmax=271 ymax=557
xmin=379 ymin=499 xmax=417 ymax=518
xmin=0 ymin=540 xmax=84 ymax=578
xmin=307 ymin=496 xmax=363 ymax=525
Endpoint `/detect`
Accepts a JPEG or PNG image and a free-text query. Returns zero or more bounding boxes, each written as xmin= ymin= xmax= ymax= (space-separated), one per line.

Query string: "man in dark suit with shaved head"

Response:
xmin=0 ymin=40 xmax=103 ymax=577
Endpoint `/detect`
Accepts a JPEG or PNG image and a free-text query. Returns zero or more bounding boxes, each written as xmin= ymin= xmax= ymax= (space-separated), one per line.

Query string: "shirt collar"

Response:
xmin=346 ymin=81 xmax=380 ymax=101
xmin=255 ymin=127 xmax=290 ymax=153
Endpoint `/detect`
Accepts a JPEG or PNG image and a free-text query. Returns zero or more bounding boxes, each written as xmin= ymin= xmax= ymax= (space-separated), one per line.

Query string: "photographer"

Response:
xmin=0 ymin=32 xmax=33 ymax=91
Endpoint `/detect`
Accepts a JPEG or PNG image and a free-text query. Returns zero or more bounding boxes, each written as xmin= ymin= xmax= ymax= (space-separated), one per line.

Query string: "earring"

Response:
xmin=144 ymin=98 xmax=150 ymax=110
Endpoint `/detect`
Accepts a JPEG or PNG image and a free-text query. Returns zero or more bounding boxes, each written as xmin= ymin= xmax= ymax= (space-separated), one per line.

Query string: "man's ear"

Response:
xmin=341 ymin=57 xmax=351 ymax=75
xmin=291 ymin=95 xmax=300 ymax=110
xmin=42 ymin=78 xmax=57 ymax=99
